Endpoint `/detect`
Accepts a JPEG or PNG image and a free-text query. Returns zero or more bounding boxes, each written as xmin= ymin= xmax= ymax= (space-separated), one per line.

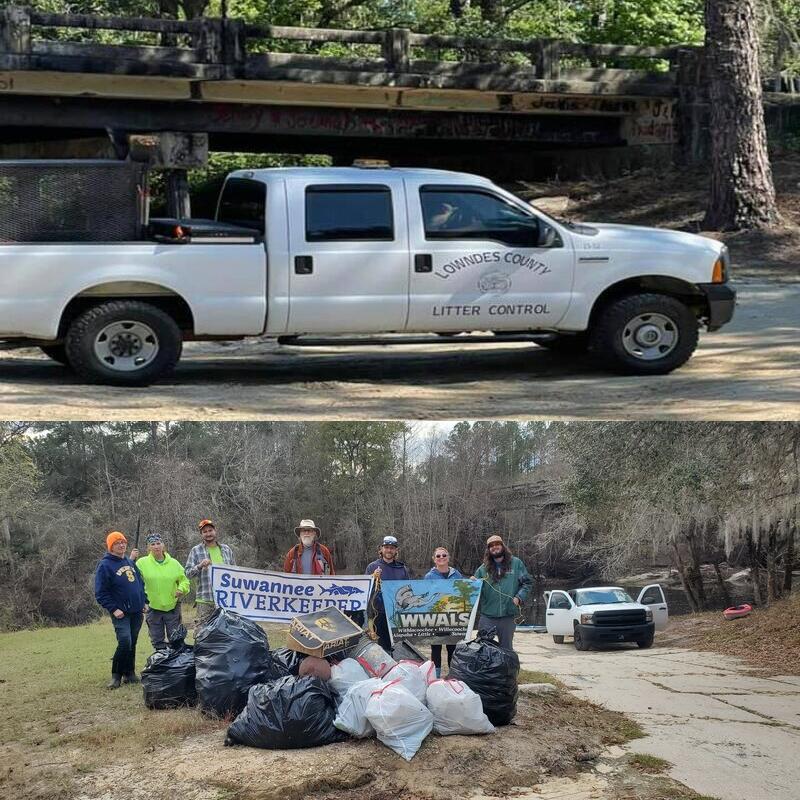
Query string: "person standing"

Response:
xmin=184 ymin=519 xmax=235 ymax=628
xmin=364 ymin=535 xmax=412 ymax=653
xmin=473 ymin=534 xmax=531 ymax=652
xmin=133 ymin=533 xmax=190 ymax=650
xmin=283 ymin=519 xmax=336 ymax=575
xmin=94 ymin=531 xmax=148 ymax=689
xmin=424 ymin=546 xmax=463 ymax=677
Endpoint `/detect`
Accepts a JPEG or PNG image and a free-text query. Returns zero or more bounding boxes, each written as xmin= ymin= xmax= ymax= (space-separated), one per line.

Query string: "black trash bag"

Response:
xmin=194 ymin=608 xmax=279 ymax=718
xmin=225 ymin=675 xmax=349 ymax=749
xmin=141 ymin=626 xmax=197 ymax=710
xmin=448 ymin=627 xmax=520 ymax=726
xmin=270 ymin=648 xmax=306 ymax=677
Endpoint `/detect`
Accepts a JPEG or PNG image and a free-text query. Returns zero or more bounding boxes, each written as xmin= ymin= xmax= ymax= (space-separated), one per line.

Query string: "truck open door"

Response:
xmin=637 ymin=584 xmax=669 ymax=630
xmin=546 ymin=590 xmax=574 ymax=642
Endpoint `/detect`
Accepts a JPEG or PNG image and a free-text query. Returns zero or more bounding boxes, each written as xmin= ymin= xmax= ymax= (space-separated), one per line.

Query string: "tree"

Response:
xmin=703 ymin=0 xmax=780 ymax=230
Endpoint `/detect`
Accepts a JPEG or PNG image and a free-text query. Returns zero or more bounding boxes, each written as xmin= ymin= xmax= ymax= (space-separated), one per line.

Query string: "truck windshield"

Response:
xmin=576 ymin=589 xmax=633 ymax=605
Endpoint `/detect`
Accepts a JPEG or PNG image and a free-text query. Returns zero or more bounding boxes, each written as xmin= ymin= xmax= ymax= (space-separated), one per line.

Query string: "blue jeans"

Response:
xmin=111 ymin=612 xmax=143 ymax=675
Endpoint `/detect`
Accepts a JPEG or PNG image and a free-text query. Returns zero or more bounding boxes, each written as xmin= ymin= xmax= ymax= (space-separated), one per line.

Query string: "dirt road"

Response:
xmin=516 ymin=633 xmax=800 ymax=800
xmin=0 ymin=280 xmax=796 ymax=420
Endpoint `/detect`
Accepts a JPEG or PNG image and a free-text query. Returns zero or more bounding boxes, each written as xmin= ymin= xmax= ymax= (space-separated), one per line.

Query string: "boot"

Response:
xmin=107 ymin=673 xmax=122 ymax=689
xmin=122 ymin=672 xmax=139 ymax=684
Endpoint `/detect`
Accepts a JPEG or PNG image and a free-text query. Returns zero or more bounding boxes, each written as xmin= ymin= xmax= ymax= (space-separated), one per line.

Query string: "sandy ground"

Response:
xmin=0 ymin=279 xmax=796 ymax=421
xmin=516 ymin=632 xmax=800 ymax=800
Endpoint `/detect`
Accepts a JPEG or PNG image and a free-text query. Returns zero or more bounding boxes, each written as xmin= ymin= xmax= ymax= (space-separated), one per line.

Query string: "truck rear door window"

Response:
xmin=217 ymin=178 xmax=266 ymax=233
xmin=305 ymin=185 xmax=394 ymax=241
xmin=421 ymin=186 xmax=551 ymax=247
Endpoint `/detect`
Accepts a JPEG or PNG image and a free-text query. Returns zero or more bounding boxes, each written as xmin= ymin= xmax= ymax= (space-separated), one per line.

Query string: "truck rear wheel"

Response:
xmin=39 ymin=344 xmax=70 ymax=366
xmin=65 ymin=300 xmax=182 ymax=386
xmin=591 ymin=293 xmax=698 ymax=375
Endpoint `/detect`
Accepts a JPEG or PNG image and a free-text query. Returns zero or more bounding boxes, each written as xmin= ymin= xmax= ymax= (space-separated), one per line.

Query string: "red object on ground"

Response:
xmin=723 ymin=604 xmax=753 ymax=620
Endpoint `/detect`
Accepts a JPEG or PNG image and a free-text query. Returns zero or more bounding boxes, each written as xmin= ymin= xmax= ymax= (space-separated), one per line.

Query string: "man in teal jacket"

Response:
xmin=133 ymin=533 xmax=190 ymax=650
xmin=473 ymin=534 xmax=531 ymax=651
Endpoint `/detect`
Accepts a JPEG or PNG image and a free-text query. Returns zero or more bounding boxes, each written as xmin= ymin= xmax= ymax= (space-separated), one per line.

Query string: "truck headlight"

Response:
xmin=712 ymin=246 xmax=729 ymax=283
xmin=580 ymin=613 xmax=594 ymax=625
xmin=645 ymin=609 xmax=653 ymax=622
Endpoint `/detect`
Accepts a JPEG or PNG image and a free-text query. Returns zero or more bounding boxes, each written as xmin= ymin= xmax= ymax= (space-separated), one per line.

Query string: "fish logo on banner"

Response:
xmin=381 ymin=578 xmax=482 ymax=645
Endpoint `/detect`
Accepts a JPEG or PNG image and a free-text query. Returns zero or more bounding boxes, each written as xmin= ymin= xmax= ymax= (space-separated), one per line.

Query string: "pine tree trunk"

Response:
xmin=672 ymin=541 xmax=700 ymax=612
xmin=703 ymin=0 xmax=780 ymax=230
xmin=713 ymin=561 xmax=733 ymax=608
xmin=784 ymin=522 xmax=795 ymax=593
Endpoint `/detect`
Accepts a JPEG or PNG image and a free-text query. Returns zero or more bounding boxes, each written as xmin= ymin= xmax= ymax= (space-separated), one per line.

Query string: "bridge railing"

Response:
xmin=1 ymin=5 xmax=688 ymax=90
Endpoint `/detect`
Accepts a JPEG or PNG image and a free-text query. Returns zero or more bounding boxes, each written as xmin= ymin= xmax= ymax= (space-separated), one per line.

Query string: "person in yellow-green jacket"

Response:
xmin=133 ymin=533 xmax=190 ymax=650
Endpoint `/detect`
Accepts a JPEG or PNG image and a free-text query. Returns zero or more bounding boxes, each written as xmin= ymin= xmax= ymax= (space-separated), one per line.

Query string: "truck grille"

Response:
xmin=593 ymin=609 xmax=646 ymax=626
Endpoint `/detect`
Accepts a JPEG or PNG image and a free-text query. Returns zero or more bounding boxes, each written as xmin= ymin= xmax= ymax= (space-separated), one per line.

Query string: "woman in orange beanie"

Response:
xmin=94 ymin=531 xmax=148 ymax=689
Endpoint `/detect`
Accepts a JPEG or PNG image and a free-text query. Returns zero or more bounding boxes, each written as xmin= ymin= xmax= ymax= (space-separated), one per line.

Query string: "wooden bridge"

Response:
xmin=0 ymin=6 xmax=707 ymax=173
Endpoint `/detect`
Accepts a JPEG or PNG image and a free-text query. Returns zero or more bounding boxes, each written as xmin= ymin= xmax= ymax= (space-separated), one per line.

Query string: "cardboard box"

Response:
xmin=286 ymin=608 xmax=364 ymax=658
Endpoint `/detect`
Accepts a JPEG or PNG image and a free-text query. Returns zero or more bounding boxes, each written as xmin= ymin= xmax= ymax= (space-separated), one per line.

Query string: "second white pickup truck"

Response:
xmin=544 ymin=585 xmax=669 ymax=650
xmin=0 ymin=163 xmax=735 ymax=385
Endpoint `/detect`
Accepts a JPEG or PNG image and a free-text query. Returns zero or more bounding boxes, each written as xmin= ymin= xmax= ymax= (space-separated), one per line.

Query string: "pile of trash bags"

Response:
xmin=141 ymin=625 xmax=197 ymax=710
xmin=448 ymin=627 xmax=520 ymax=726
xmin=143 ymin=610 xmax=513 ymax=762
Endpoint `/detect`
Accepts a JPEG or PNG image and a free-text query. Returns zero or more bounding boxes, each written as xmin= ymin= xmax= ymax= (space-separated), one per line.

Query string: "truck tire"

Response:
xmin=39 ymin=344 xmax=70 ymax=366
xmin=65 ymin=300 xmax=182 ymax=386
xmin=573 ymin=626 xmax=590 ymax=651
xmin=590 ymin=293 xmax=698 ymax=375
xmin=637 ymin=635 xmax=654 ymax=649
xmin=552 ymin=635 xmax=565 ymax=644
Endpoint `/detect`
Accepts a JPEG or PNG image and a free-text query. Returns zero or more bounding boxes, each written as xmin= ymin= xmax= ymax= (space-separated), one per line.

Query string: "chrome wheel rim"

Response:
xmin=93 ymin=320 xmax=159 ymax=372
xmin=621 ymin=312 xmax=678 ymax=361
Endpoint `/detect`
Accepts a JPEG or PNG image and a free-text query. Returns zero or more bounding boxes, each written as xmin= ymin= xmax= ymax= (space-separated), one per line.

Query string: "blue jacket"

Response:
xmin=365 ymin=558 xmax=412 ymax=611
xmin=424 ymin=566 xmax=464 ymax=580
xmin=94 ymin=553 xmax=147 ymax=615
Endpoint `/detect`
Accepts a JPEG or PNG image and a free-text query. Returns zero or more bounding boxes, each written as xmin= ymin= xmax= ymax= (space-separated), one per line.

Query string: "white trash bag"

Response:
xmin=419 ymin=660 xmax=437 ymax=686
xmin=333 ymin=678 xmax=384 ymax=738
xmin=382 ymin=659 xmax=428 ymax=705
xmin=426 ymin=679 xmax=495 ymax=736
xmin=365 ymin=679 xmax=434 ymax=761
xmin=330 ymin=658 xmax=369 ymax=696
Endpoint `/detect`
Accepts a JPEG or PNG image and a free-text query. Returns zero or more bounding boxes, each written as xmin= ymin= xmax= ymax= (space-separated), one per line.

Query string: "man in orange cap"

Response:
xmin=184 ymin=519 xmax=235 ymax=628
xmin=94 ymin=531 xmax=148 ymax=689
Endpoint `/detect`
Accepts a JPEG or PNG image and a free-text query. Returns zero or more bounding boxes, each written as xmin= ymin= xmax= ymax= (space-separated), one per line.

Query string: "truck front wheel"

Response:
xmin=591 ymin=293 xmax=698 ymax=375
xmin=637 ymin=635 xmax=654 ymax=649
xmin=573 ymin=626 xmax=591 ymax=651
xmin=65 ymin=301 xmax=182 ymax=386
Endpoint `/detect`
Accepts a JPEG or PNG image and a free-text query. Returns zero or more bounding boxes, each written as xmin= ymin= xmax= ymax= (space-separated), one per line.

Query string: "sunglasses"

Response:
xmin=434 ymin=553 xmax=448 ymax=559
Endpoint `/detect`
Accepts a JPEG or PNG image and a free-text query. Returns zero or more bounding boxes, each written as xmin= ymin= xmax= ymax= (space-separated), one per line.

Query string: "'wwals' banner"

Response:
xmin=211 ymin=564 xmax=374 ymax=623
xmin=382 ymin=578 xmax=482 ymax=645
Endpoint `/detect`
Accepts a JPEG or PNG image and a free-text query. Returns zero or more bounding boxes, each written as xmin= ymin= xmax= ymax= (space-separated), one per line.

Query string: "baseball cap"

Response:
xmin=381 ymin=535 xmax=399 ymax=547
xmin=486 ymin=535 xmax=504 ymax=546
xmin=198 ymin=519 xmax=215 ymax=530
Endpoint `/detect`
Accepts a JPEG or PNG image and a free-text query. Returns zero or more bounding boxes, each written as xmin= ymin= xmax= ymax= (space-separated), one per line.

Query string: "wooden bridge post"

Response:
xmin=536 ymin=39 xmax=560 ymax=80
xmin=383 ymin=28 xmax=410 ymax=72
xmin=222 ymin=17 xmax=246 ymax=77
xmin=193 ymin=17 xmax=225 ymax=65
xmin=0 ymin=5 xmax=31 ymax=56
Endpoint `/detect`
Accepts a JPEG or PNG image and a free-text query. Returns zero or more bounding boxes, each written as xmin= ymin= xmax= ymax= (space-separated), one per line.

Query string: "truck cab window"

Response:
xmin=305 ymin=185 xmax=394 ymax=241
xmin=550 ymin=594 xmax=571 ymax=610
xmin=421 ymin=187 xmax=558 ymax=248
xmin=216 ymin=178 xmax=266 ymax=233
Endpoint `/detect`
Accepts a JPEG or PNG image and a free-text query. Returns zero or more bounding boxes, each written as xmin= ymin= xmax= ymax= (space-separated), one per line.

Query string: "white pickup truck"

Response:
xmin=0 ymin=164 xmax=735 ymax=385
xmin=544 ymin=584 xmax=669 ymax=650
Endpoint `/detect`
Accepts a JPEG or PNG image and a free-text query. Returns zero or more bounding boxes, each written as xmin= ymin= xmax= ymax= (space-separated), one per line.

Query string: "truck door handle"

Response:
xmin=546 ymin=612 xmax=554 ymax=616
xmin=414 ymin=254 xmax=433 ymax=273
xmin=295 ymin=255 xmax=313 ymax=275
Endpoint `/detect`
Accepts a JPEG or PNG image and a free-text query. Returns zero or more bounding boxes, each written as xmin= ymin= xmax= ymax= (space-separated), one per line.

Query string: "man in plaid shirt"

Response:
xmin=184 ymin=518 xmax=235 ymax=627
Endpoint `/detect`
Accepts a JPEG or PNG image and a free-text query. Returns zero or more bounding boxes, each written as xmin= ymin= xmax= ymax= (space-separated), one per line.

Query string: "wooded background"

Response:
xmin=0 ymin=421 xmax=796 ymax=629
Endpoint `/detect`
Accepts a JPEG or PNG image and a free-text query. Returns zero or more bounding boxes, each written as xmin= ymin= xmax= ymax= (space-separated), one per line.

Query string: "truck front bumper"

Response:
xmin=576 ymin=621 xmax=654 ymax=645
xmin=696 ymin=283 xmax=736 ymax=331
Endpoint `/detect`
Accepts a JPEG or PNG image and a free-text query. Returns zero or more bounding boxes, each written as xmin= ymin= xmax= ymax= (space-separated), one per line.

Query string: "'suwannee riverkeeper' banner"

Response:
xmin=381 ymin=578 xmax=482 ymax=645
xmin=211 ymin=564 xmax=374 ymax=623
